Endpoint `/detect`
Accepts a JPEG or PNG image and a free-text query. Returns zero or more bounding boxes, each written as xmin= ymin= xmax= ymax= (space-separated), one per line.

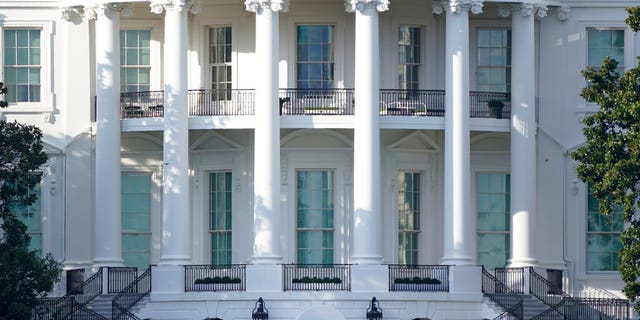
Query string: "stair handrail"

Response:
xmin=482 ymin=267 xmax=523 ymax=320
xmin=112 ymin=266 xmax=152 ymax=320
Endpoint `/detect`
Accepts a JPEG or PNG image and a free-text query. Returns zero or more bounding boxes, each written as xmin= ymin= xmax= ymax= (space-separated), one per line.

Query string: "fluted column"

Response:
xmin=150 ymin=0 xmax=199 ymax=265
xmin=89 ymin=3 xmax=125 ymax=267
xmin=508 ymin=3 xmax=546 ymax=267
xmin=245 ymin=0 xmax=286 ymax=264
xmin=347 ymin=0 xmax=388 ymax=265
xmin=436 ymin=0 xmax=483 ymax=265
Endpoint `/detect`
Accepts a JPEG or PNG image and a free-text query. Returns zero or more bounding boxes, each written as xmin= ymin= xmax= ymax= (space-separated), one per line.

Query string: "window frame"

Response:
xmin=119 ymin=29 xmax=152 ymax=94
xmin=120 ymin=172 xmax=153 ymax=270
xmin=475 ymin=27 xmax=512 ymax=93
xmin=585 ymin=183 xmax=624 ymax=273
xmin=208 ymin=171 xmax=233 ymax=265
xmin=397 ymin=171 xmax=421 ymax=265
xmin=476 ymin=173 xmax=511 ymax=270
xmin=397 ymin=25 xmax=422 ymax=91
xmin=0 ymin=20 xmax=52 ymax=112
xmin=295 ymin=24 xmax=336 ymax=91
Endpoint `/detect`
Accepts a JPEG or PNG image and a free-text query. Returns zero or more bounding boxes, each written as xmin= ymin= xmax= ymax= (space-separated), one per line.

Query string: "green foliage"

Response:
xmin=393 ymin=276 xmax=442 ymax=285
xmin=194 ymin=276 xmax=242 ymax=284
xmin=0 ymin=82 xmax=62 ymax=319
xmin=571 ymin=6 xmax=640 ymax=311
xmin=291 ymin=276 xmax=342 ymax=284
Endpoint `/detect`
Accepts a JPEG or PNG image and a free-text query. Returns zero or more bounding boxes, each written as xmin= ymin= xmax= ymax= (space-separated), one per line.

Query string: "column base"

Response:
xmin=250 ymin=254 xmax=282 ymax=265
xmin=508 ymin=258 xmax=537 ymax=268
xmin=159 ymin=254 xmax=191 ymax=266
xmin=152 ymin=265 xmax=185 ymax=293
xmin=351 ymin=264 xmax=388 ymax=292
xmin=246 ymin=264 xmax=283 ymax=292
xmin=92 ymin=258 xmax=124 ymax=268
xmin=441 ymin=255 xmax=473 ymax=266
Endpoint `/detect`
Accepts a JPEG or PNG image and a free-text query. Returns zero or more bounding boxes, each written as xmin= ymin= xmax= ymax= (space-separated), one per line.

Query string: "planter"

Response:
xmin=488 ymin=100 xmax=504 ymax=119
xmin=391 ymin=282 xmax=446 ymax=292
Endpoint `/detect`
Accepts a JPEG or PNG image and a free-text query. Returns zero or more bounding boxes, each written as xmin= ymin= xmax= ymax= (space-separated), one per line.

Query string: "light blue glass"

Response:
xmin=5 ymin=48 xmax=15 ymax=65
xmin=4 ymin=30 xmax=15 ymax=47
xmin=16 ymin=30 xmax=28 ymax=46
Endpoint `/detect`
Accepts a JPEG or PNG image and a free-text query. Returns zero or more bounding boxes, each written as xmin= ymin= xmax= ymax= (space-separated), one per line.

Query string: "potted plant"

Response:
xmin=192 ymin=276 xmax=242 ymax=291
xmin=290 ymin=276 xmax=342 ymax=289
xmin=487 ymin=100 xmax=504 ymax=119
xmin=392 ymin=276 xmax=443 ymax=291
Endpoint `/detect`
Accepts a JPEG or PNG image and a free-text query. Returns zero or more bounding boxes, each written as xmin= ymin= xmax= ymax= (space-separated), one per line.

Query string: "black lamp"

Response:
xmin=252 ymin=297 xmax=269 ymax=320
xmin=366 ymin=297 xmax=383 ymax=320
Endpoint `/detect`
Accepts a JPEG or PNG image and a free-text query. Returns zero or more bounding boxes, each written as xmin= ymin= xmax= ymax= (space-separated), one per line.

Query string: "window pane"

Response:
xmin=121 ymin=173 xmax=152 ymax=269
xmin=296 ymin=170 xmax=334 ymax=264
xmin=120 ymin=30 xmax=152 ymax=92
xmin=297 ymin=25 xmax=333 ymax=89
xmin=477 ymin=174 xmax=510 ymax=269
xmin=210 ymin=172 xmax=232 ymax=265
xmin=398 ymin=171 xmax=421 ymax=265
xmin=477 ymin=29 xmax=511 ymax=93
xmin=586 ymin=183 xmax=623 ymax=271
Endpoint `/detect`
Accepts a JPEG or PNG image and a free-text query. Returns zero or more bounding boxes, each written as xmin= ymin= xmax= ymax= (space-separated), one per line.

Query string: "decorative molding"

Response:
xmin=60 ymin=6 xmax=84 ymax=21
xmin=47 ymin=158 xmax=57 ymax=195
xmin=280 ymin=152 xmax=289 ymax=185
xmin=344 ymin=0 xmax=390 ymax=13
xmin=497 ymin=6 xmax=511 ymax=18
xmin=556 ymin=6 xmax=570 ymax=21
xmin=432 ymin=0 xmax=483 ymax=15
xmin=571 ymin=179 xmax=580 ymax=196
xmin=42 ymin=111 xmax=53 ymax=124
xmin=518 ymin=3 xmax=535 ymax=17
xmin=84 ymin=3 xmax=132 ymax=20
xmin=244 ymin=0 xmax=289 ymax=13
xmin=344 ymin=153 xmax=353 ymax=186
xmin=149 ymin=0 xmax=200 ymax=14
xmin=534 ymin=5 xmax=548 ymax=19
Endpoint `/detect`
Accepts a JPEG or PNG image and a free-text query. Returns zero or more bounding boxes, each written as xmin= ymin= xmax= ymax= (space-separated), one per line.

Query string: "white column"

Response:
xmin=509 ymin=3 xmax=545 ymax=267
xmin=347 ymin=0 xmax=388 ymax=265
xmin=440 ymin=0 xmax=482 ymax=266
xmin=245 ymin=0 xmax=286 ymax=264
xmin=91 ymin=3 xmax=123 ymax=267
xmin=151 ymin=0 xmax=195 ymax=265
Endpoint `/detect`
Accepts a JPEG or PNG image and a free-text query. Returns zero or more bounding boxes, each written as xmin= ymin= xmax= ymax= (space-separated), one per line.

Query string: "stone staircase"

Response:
xmin=83 ymin=293 xmax=150 ymax=320
xmin=484 ymin=294 xmax=564 ymax=320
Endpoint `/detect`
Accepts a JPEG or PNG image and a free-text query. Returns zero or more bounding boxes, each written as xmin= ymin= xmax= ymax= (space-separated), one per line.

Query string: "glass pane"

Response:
xmin=5 ymin=47 xmax=15 ymax=65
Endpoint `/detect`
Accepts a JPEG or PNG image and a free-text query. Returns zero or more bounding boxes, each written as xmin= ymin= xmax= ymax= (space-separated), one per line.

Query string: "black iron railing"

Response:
xmin=388 ymin=265 xmax=449 ymax=292
xmin=120 ymin=91 xmax=164 ymax=118
xmin=379 ymin=89 xmax=445 ymax=116
xmin=469 ymin=91 xmax=511 ymax=118
xmin=494 ymin=267 xmax=526 ymax=294
xmin=32 ymin=268 xmax=104 ymax=320
xmin=528 ymin=267 xmax=569 ymax=308
xmin=279 ymin=88 xmax=355 ymax=115
xmin=188 ymin=89 xmax=255 ymax=116
xmin=184 ymin=264 xmax=246 ymax=292
xmin=482 ymin=267 xmax=523 ymax=320
xmin=283 ymin=264 xmax=351 ymax=291
xmin=108 ymin=267 xmax=137 ymax=294
xmin=112 ymin=266 xmax=152 ymax=320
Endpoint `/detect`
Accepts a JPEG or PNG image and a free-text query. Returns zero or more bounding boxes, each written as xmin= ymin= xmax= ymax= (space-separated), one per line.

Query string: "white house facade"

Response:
xmin=1 ymin=0 xmax=638 ymax=319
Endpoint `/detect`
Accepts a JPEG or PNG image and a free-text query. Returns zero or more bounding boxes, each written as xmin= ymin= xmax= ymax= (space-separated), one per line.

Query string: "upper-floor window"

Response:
xmin=587 ymin=28 xmax=625 ymax=72
xmin=477 ymin=173 xmax=510 ymax=270
xmin=398 ymin=171 xmax=420 ymax=265
xmin=209 ymin=26 xmax=232 ymax=101
xmin=4 ymin=29 xmax=41 ymax=103
xmin=120 ymin=30 xmax=151 ymax=93
xmin=398 ymin=26 xmax=421 ymax=91
xmin=296 ymin=25 xmax=334 ymax=90
xmin=477 ymin=29 xmax=511 ymax=93
xmin=587 ymin=184 xmax=623 ymax=272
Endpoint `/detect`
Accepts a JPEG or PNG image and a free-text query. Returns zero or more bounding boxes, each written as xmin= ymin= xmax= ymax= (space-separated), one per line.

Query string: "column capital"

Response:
xmin=556 ymin=6 xmax=570 ymax=21
xmin=344 ymin=0 xmax=389 ymax=13
xmin=432 ymin=0 xmax=483 ymax=15
xmin=60 ymin=6 xmax=84 ymax=21
xmin=496 ymin=3 xmax=547 ymax=19
xmin=150 ymin=0 xmax=200 ymax=14
xmin=84 ymin=3 xmax=132 ymax=20
xmin=244 ymin=0 xmax=289 ymax=13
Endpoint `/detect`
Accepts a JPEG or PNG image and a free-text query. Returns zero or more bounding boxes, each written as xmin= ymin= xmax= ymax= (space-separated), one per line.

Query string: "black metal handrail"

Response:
xmin=32 ymin=268 xmax=104 ymax=320
xmin=388 ymin=265 xmax=449 ymax=292
xmin=283 ymin=264 xmax=351 ymax=291
xmin=528 ymin=267 xmax=569 ymax=308
xmin=279 ymin=88 xmax=354 ymax=115
xmin=379 ymin=89 xmax=445 ymax=116
xmin=494 ymin=267 xmax=526 ymax=294
xmin=184 ymin=264 xmax=246 ymax=292
xmin=120 ymin=91 xmax=164 ymax=118
xmin=112 ymin=266 xmax=152 ymax=320
xmin=188 ymin=89 xmax=255 ymax=116
xmin=108 ymin=267 xmax=138 ymax=294
xmin=482 ymin=267 xmax=523 ymax=320
xmin=469 ymin=91 xmax=511 ymax=118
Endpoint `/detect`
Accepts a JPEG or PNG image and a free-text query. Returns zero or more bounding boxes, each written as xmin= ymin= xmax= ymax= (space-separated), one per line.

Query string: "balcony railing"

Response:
xmin=279 ymin=88 xmax=354 ymax=115
xmin=184 ymin=264 xmax=246 ymax=292
xmin=119 ymin=89 xmax=511 ymax=119
xmin=283 ymin=264 xmax=351 ymax=291
xmin=388 ymin=265 xmax=450 ymax=292
xmin=107 ymin=266 xmax=138 ymax=293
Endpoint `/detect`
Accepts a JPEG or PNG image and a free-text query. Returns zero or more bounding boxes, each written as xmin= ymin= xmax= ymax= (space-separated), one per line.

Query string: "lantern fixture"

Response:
xmin=366 ymin=297 xmax=383 ymax=320
xmin=252 ymin=297 xmax=269 ymax=320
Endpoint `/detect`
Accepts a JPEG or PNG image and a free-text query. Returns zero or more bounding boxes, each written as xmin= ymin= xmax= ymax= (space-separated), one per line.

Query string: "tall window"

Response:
xmin=296 ymin=170 xmax=334 ymax=264
xmin=587 ymin=28 xmax=625 ymax=72
xmin=477 ymin=29 xmax=511 ymax=93
xmin=12 ymin=174 xmax=42 ymax=252
xmin=477 ymin=174 xmax=510 ymax=270
xmin=209 ymin=26 xmax=232 ymax=101
xmin=120 ymin=30 xmax=151 ymax=93
xmin=209 ymin=172 xmax=232 ymax=265
xmin=4 ymin=29 xmax=41 ymax=102
xmin=296 ymin=25 xmax=334 ymax=90
xmin=398 ymin=172 xmax=420 ymax=265
xmin=398 ymin=26 xmax=421 ymax=91
xmin=587 ymin=184 xmax=624 ymax=272
xmin=121 ymin=173 xmax=151 ymax=270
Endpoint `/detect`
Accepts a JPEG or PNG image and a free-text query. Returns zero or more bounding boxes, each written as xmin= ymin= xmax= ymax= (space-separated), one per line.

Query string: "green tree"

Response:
xmin=0 ymin=82 xmax=62 ymax=319
xmin=571 ymin=7 xmax=640 ymax=311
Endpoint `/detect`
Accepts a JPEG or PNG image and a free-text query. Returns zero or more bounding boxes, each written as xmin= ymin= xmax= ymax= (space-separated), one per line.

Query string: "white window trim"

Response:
xmin=0 ymin=20 xmax=53 ymax=113
xmin=206 ymin=170 xmax=234 ymax=265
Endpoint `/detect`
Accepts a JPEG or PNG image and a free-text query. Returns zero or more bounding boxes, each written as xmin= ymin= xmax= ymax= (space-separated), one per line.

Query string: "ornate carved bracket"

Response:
xmin=556 ymin=6 xmax=570 ymax=21
xmin=149 ymin=0 xmax=201 ymax=14
xmin=497 ymin=3 xmax=547 ymax=18
xmin=432 ymin=0 xmax=483 ymax=15
xmin=60 ymin=6 xmax=84 ymax=21
xmin=244 ymin=0 xmax=289 ymax=13
xmin=344 ymin=0 xmax=390 ymax=13
xmin=84 ymin=3 xmax=133 ymax=20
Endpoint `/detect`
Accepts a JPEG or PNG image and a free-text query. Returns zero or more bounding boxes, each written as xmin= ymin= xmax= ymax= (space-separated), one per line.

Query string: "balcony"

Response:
xmin=283 ymin=264 xmax=351 ymax=291
xmin=388 ymin=265 xmax=450 ymax=292
xmin=119 ymin=89 xmax=510 ymax=120
xmin=184 ymin=264 xmax=246 ymax=292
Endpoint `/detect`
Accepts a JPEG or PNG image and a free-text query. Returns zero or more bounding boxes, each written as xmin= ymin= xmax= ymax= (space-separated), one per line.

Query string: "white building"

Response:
xmin=1 ymin=0 xmax=637 ymax=319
